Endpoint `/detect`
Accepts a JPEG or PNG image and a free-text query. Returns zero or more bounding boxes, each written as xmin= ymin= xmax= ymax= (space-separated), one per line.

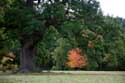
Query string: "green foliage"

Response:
xmin=36 ymin=26 xmax=60 ymax=69
xmin=0 ymin=0 xmax=125 ymax=71
xmin=43 ymin=3 xmax=65 ymax=20
xmin=52 ymin=38 xmax=72 ymax=70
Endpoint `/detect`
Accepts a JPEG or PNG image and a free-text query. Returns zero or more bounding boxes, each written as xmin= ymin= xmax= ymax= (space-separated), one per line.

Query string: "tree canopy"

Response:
xmin=0 ymin=0 xmax=125 ymax=72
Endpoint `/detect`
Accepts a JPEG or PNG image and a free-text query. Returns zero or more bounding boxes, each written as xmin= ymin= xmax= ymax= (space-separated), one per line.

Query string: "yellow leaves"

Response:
xmin=81 ymin=29 xmax=103 ymax=40
xmin=81 ymin=29 xmax=96 ymax=38
xmin=96 ymin=35 xmax=103 ymax=40
xmin=103 ymin=53 xmax=113 ymax=62
xmin=8 ymin=51 xmax=15 ymax=58
xmin=1 ymin=51 xmax=15 ymax=64
xmin=81 ymin=29 xmax=104 ymax=49
xmin=1 ymin=56 xmax=13 ymax=63
xmin=87 ymin=41 xmax=94 ymax=48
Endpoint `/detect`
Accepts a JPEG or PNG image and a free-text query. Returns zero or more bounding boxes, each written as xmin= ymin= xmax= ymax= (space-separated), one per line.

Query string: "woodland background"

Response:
xmin=0 ymin=0 xmax=125 ymax=72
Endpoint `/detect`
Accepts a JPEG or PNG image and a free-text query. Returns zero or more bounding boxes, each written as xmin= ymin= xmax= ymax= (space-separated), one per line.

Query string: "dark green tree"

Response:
xmin=1 ymin=0 xmax=125 ymax=72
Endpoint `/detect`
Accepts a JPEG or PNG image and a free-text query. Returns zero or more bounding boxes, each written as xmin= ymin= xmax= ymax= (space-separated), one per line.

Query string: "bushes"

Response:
xmin=67 ymin=48 xmax=87 ymax=69
xmin=0 ymin=50 xmax=18 ymax=72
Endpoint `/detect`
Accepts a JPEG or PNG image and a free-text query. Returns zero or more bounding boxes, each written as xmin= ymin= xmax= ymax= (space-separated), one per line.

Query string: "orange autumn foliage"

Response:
xmin=67 ymin=48 xmax=87 ymax=69
xmin=7 ymin=51 xmax=16 ymax=58
xmin=1 ymin=51 xmax=15 ymax=64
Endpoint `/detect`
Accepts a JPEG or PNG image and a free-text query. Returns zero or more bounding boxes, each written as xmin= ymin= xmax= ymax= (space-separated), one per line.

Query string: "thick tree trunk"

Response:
xmin=17 ymin=41 xmax=36 ymax=73
xmin=26 ymin=0 xmax=33 ymax=7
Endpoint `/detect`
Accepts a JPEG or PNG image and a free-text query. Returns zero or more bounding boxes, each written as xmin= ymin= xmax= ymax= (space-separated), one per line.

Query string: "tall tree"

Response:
xmin=0 ymin=0 xmax=69 ymax=72
xmin=2 ymin=0 xmax=119 ymax=72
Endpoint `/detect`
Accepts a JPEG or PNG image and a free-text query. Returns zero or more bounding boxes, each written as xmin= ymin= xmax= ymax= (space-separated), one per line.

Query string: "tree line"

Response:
xmin=0 ymin=0 xmax=125 ymax=73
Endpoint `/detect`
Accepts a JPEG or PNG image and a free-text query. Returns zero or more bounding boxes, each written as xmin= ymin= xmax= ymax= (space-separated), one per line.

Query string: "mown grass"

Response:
xmin=0 ymin=71 xmax=125 ymax=83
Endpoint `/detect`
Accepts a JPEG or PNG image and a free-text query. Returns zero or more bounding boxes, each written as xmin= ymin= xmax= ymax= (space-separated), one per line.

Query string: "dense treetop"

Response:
xmin=0 ymin=0 xmax=125 ymax=72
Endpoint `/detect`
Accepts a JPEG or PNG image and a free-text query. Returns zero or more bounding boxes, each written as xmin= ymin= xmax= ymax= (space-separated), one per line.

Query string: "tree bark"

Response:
xmin=26 ymin=0 xmax=34 ymax=7
xmin=18 ymin=0 xmax=36 ymax=72
xmin=17 ymin=41 xmax=36 ymax=73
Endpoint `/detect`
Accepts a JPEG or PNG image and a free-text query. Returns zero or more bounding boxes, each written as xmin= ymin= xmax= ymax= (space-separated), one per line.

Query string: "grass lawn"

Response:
xmin=0 ymin=71 xmax=125 ymax=83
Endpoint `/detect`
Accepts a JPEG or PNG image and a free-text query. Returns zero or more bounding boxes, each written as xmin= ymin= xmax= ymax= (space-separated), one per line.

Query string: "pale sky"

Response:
xmin=99 ymin=0 xmax=125 ymax=18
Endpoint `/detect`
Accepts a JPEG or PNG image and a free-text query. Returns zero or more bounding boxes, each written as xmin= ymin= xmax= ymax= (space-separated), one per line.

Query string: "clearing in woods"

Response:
xmin=0 ymin=71 xmax=125 ymax=83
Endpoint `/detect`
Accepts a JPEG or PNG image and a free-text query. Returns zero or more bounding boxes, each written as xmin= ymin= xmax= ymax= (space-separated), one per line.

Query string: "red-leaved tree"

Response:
xmin=67 ymin=48 xmax=87 ymax=69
